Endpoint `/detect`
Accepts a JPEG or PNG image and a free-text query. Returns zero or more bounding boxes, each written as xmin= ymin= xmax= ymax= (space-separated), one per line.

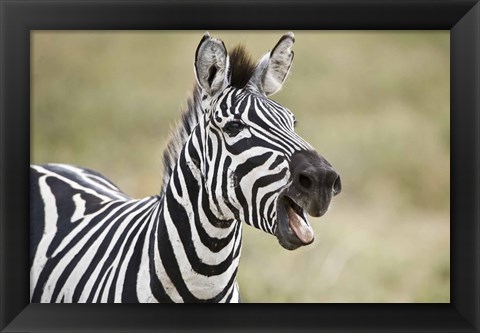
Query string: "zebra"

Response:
xmin=30 ymin=32 xmax=342 ymax=303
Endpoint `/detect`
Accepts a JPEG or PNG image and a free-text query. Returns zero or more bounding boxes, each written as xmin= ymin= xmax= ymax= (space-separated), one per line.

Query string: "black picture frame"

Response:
xmin=1 ymin=0 xmax=479 ymax=332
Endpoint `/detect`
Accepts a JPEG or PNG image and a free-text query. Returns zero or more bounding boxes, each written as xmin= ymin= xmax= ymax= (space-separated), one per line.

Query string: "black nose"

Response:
xmin=289 ymin=150 xmax=341 ymax=217
xmin=295 ymin=167 xmax=341 ymax=196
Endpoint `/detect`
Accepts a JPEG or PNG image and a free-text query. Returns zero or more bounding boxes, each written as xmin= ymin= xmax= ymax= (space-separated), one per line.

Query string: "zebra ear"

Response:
xmin=249 ymin=32 xmax=295 ymax=96
xmin=194 ymin=32 xmax=230 ymax=96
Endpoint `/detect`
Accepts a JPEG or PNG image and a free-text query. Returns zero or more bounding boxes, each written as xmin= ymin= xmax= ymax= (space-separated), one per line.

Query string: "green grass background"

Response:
xmin=31 ymin=31 xmax=450 ymax=303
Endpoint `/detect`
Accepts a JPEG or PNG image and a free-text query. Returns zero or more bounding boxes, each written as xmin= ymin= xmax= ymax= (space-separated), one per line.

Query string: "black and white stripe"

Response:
xmin=30 ymin=32 xmax=340 ymax=302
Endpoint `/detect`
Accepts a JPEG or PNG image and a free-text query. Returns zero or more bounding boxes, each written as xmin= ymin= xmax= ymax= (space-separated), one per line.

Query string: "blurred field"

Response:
xmin=31 ymin=31 xmax=450 ymax=303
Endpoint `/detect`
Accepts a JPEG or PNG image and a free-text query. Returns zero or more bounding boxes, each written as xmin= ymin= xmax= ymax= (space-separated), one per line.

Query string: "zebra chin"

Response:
xmin=275 ymin=190 xmax=316 ymax=251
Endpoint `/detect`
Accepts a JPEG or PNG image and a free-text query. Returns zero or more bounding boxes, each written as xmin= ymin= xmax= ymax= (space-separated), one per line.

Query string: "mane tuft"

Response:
xmin=229 ymin=44 xmax=256 ymax=89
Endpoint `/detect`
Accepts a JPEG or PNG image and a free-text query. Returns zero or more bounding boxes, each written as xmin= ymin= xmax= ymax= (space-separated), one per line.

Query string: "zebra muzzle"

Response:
xmin=276 ymin=150 xmax=341 ymax=250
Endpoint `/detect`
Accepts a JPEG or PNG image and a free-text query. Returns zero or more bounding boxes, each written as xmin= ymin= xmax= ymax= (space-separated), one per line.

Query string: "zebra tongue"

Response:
xmin=286 ymin=205 xmax=314 ymax=244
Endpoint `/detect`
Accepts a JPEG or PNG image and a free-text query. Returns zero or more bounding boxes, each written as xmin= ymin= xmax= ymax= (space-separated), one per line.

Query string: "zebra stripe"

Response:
xmin=31 ymin=162 xmax=242 ymax=302
xmin=30 ymin=32 xmax=341 ymax=302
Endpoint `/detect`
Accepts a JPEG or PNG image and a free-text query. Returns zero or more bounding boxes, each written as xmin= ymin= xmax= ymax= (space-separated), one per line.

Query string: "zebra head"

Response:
xmin=193 ymin=32 xmax=341 ymax=250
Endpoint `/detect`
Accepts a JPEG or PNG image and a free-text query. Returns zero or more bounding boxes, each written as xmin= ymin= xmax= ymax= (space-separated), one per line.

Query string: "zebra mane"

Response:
xmin=160 ymin=45 xmax=256 ymax=195
xmin=228 ymin=45 xmax=256 ymax=89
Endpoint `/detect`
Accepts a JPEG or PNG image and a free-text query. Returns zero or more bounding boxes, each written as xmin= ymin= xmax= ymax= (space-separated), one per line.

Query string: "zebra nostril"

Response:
xmin=298 ymin=174 xmax=313 ymax=190
xmin=333 ymin=175 xmax=342 ymax=196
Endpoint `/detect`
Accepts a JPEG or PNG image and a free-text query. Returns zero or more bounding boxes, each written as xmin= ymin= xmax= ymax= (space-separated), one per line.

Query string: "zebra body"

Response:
xmin=30 ymin=32 xmax=341 ymax=303
xmin=31 ymin=160 xmax=241 ymax=303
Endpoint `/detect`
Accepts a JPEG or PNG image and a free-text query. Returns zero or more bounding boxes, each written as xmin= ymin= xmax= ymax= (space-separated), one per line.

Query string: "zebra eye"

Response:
xmin=223 ymin=120 xmax=246 ymax=137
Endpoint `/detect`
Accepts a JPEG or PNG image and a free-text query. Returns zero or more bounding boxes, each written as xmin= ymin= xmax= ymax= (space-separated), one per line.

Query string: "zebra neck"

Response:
xmin=154 ymin=137 xmax=243 ymax=302
xmin=160 ymin=86 xmax=204 ymax=197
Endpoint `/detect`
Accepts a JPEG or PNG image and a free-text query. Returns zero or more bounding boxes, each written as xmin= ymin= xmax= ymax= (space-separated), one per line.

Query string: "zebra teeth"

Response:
xmin=283 ymin=196 xmax=314 ymax=244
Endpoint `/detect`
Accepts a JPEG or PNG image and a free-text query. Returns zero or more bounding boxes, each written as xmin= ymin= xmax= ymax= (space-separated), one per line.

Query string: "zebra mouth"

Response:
xmin=276 ymin=194 xmax=314 ymax=250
